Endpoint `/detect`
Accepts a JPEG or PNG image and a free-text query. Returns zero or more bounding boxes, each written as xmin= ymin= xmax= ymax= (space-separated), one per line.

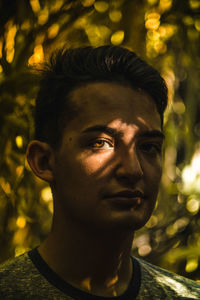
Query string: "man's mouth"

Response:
xmin=104 ymin=190 xmax=146 ymax=209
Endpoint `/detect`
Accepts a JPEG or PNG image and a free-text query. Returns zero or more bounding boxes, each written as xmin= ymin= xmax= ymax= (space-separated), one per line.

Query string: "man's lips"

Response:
xmin=103 ymin=190 xmax=146 ymax=208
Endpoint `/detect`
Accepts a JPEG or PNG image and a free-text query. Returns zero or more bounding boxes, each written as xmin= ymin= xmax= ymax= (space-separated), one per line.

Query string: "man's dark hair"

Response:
xmin=35 ymin=45 xmax=168 ymax=148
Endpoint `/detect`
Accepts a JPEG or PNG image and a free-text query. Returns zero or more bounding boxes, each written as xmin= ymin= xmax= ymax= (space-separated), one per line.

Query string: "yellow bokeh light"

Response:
xmin=86 ymin=25 xmax=100 ymax=45
xmin=147 ymin=30 xmax=160 ymax=41
xmin=185 ymin=256 xmax=199 ymax=272
xmin=159 ymin=0 xmax=173 ymax=11
xmin=173 ymin=101 xmax=185 ymax=114
xmin=195 ymin=19 xmax=200 ymax=31
xmin=50 ymin=0 xmax=64 ymax=12
xmin=41 ymin=186 xmax=52 ymax=202
xmin=183 ymin=16 xmax=194 ymax=26
xmin=145 ymin=19 xmax=160 ymax=30
xmin=94 ymin=1 xmax=109 ymax=13
xmin=48 ymin=24 xmax=60 ymax=39
xmin=138 ymin=244 xmax=152 ymax=256
xmin=21 ymin=20 xmax=31 ymax=31
xmin=182 ymin=148 xmax=200 ymax=193
xmin=185 ymin=149 xmax=200 ymax=174
xmin=15 ymin=136 xmax=23 ymax=148
xmin=28 ymin=44 xmax=44 ymax=66
xmin=146 ymin=37 xmax=166 ymax=58
xmin=86 ymin=25 xmax=111 ymax=46
xmin=30 ymin=0 xmax=41 ymax=13
xmin=182 ymin=166 xmax=196 ymax=185
xmin=111 ymin=30 xmax=124 ymax=45
xmin=16 ymin=165 xmax=24 ymax=177
xmin=5 ymin=22 xmax=17 ymax=63
xmin=189 ymin=0 xmax=200 ymax=9
xmin=6 ymin=49 xmax=15 ymax=63
xmin=174 ymin=218 xmax=189 ymax=231
xmin=0 ymin=65 xmax=3 ymax=73
xmin=158 ymin=25 xmax=177 ymax=40
xmin=158 ymin=26 xmax=167 ymax=37
xmin=146 ymin=46 xmax=156 ymax=58
xmin=109 ymin=10 xmax=122 ymax=23
xmin=98 ymin=25 xmax=111 ymax=37
xmin=186 ymin=198 xmax=200 ymax=214
xmin=16 ymin=216 xmax=26 ymax=229
xmin=154 ymin=41 xmax=167 ymax=54
xmin=166 ymin=224 xmax=177 ymax=236
xmin=16 ymin=94 xmax=26 ymax=105
xmin=166 ymin=218 xmax=189 ymax=236
xmin=145 ymin=12 xmax=160 ymax=21
xmin=38 ymin=9 xmax=49 ymax=25
xmin=81 ymin=0 xmax=95 ymax=7
xmin=0 ymin=177 xmax=11 ymax=194
xmin=145 ymin=215 xmax=158 ymax=228
xmin=74 ymin=17 xmax=87 ymax=28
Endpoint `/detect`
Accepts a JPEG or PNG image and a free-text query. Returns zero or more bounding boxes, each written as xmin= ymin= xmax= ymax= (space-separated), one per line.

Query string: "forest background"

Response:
xmin=0 ymin=0 xmax=200 ymax=281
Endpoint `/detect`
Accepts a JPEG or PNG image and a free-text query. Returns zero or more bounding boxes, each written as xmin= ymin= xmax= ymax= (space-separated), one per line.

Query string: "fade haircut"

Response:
xmin=35 ymin=45 xmax=168 ymax=148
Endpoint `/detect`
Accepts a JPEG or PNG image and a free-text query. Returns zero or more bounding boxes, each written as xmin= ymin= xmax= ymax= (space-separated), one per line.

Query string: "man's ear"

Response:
xmin=26 ymin=140 xmax=55 ymax=183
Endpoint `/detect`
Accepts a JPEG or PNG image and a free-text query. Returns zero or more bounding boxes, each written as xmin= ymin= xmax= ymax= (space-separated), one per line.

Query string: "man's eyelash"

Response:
xmin=89 ymin=139 xmax=113 ymax=149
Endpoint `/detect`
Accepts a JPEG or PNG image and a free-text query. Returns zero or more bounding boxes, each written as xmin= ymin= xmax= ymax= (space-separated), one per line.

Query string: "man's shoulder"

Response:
xmin=0 ymin=253 xmax=34 ymax=298
xmin=0 ymin=251 xmax=67 ymax=299
xmin=0 ymin=252 xmax=32 ymax=278
xmin=0 ymin=252 xmax=39 ymax=293
xmin=136 ymin=257 xmax=200 ymax=299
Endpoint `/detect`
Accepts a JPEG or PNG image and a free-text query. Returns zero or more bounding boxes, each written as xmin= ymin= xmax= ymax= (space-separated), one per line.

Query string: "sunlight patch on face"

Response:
xmin=137 ymin=115 xmax=160 ymax=130
xmin=79 ymin=148 xmax=116 ymax=180
xmin=137 ymin=116 xmax=149 ymax=127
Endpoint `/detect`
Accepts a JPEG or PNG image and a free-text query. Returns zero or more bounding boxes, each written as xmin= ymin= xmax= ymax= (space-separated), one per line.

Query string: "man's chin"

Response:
xmin=95 ymin=212 xmax=151 ymax=232
xmin=112 ymin=206 xmax=152 ymax=224
xmin=110 ymin=218 xmax=149 ymax=231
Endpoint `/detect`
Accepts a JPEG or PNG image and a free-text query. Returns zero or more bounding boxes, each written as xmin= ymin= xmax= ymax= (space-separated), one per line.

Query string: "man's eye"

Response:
xmin=140 ymin=142 xmax=162 ymax=154
xmin=89 ymin=139 xmax=113 ymax=149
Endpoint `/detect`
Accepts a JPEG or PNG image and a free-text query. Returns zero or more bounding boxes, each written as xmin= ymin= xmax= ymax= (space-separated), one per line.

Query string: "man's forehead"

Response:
xmin=69 ymin=81 xmax=161 ymax=128
xmin=70 ymin=81 xmax=157 ymax=111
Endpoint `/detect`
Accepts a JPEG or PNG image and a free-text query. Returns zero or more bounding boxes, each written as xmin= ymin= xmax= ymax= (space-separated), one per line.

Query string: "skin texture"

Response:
xmin=52 ymin=82 xmax=163 ymax=231
xmin=27 ymin=82 xmax=164 ymax=297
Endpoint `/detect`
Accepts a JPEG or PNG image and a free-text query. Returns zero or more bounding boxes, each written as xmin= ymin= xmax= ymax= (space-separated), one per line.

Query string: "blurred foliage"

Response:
xmin=0 ymin=0 xmax=200 ymax=281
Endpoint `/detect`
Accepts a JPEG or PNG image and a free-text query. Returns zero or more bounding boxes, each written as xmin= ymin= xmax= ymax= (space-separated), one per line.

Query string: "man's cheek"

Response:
xmin=78 ymin=152 xmax=115 ymax=174
xmin=78 ymin=157 xmax=104 ymax=176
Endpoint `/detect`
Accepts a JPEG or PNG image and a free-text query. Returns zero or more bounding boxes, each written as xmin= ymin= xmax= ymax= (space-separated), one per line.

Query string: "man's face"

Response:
xmin=52 ymin=82 xmax=164 ymax=231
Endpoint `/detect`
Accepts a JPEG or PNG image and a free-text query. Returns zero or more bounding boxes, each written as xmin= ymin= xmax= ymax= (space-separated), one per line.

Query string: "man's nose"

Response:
xmin=115 ymin=147 xmax=143 ymax=183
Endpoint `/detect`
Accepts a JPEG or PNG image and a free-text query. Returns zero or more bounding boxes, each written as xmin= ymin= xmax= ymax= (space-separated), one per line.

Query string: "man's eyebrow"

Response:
xmin=81 ymin=125 xmax=123 ymax=138
xmin=82 ymin=126 xmax=165 ymax=140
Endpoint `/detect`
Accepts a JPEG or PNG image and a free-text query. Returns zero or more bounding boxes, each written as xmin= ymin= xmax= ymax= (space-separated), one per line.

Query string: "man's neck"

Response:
xmin=38 ymin=218 xmax=134 ymax=297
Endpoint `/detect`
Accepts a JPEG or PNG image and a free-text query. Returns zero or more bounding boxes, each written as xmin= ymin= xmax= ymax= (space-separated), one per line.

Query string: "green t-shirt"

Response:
xmin=0 ymin=248 xmax=200 ymax=299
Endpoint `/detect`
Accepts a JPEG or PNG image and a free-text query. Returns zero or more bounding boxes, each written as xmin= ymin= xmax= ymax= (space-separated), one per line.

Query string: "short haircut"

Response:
xmin=35 ymin=45 xmax=168 ymax=148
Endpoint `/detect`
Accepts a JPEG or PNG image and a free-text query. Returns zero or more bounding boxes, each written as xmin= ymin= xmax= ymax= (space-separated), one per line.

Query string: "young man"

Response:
xmin=0 ymin=46 xmax=199 ymax=299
